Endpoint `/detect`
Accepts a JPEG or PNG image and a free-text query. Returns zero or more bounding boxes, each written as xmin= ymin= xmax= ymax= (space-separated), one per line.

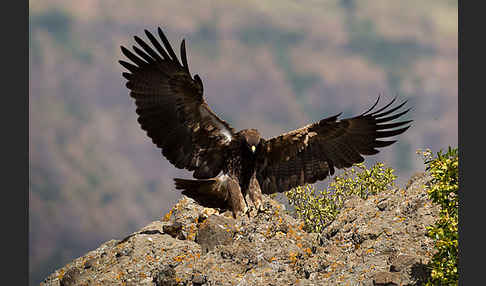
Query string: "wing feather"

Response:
xmin=134 ymin=35 xmax=163 ymax=62
xmin=257 ymin=97 xmax=411 ymax=194
xmin=158 ymin=27 xmax=180 ymax=65
xmin=120 ymin=27 xmax=235 ymax=179
xmin=144 ymin=29 xmax=170 ymax=60
xmin=132 ymin=45 xmax=156 ymax=64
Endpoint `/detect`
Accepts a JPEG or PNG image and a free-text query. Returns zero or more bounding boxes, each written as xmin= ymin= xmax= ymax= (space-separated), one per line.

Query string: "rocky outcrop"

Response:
xmin=41 ymin=172 xmax=438 ymax=286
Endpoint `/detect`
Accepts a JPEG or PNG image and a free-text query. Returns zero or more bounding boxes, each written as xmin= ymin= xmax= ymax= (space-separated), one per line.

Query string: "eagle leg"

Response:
xmin=249 ymin=176 xmax=265 ymax=213
xmin=226 ymin=177 xmax=248 ymax=218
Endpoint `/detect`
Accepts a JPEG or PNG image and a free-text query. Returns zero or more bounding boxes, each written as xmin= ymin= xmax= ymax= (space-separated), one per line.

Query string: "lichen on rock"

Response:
xmin=41 ymin=172 xmax=438 ymax=286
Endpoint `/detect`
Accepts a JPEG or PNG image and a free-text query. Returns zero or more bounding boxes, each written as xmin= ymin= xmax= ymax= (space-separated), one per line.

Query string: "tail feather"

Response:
xmin=173 ymin=177 xmax=229 ymax=209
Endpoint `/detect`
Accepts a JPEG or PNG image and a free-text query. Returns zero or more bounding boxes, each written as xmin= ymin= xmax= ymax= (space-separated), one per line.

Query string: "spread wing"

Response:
xmin=120 ymin=27 xmax=235 ymax=179
xmin=257 ymin=97 xmax=411 ymax=194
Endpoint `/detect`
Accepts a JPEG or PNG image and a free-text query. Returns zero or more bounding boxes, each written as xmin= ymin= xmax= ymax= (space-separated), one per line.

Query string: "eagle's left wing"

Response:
xmin=256 ymin=97 xmax=411 ymax=194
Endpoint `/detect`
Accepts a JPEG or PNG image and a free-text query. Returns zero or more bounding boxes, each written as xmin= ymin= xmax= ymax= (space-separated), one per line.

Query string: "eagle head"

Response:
xmin=240 ymin=129 xmax=262 ymax=153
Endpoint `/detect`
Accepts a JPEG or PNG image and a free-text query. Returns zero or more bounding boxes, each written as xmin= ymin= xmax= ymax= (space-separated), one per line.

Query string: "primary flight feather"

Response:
xmin=120 ymin=27 xmax=412 ymax=217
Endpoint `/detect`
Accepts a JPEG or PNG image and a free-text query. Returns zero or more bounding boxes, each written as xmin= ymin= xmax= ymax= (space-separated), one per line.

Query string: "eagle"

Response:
xmin=119 ymin=27 xmax=411 ymax=217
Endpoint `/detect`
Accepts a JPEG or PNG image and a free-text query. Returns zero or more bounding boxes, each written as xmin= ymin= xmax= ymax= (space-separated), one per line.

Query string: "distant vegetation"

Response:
xmin=189 ymin=21 xmax=221 ymax=60
xmin=30 ymin=9 xmax=72 ymax=44
xmin=30 ymin=9 xmax=92 ymax=63
xmin=237 ymin=23 xmax=319 ymax=97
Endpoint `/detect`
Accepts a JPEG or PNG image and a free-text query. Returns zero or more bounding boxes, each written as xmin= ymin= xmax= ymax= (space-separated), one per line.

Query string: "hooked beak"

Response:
xmin=251 ymin=145 xmax=256 ymax=153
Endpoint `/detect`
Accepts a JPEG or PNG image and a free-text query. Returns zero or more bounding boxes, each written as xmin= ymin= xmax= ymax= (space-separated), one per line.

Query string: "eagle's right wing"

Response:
xmin=120 ymin=27 xmax=235 ymax=179
xmin=257 ymin=97 xmax=411 ymax=194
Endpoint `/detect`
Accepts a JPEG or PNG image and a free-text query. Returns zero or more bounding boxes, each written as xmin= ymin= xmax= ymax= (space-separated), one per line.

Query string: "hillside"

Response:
xmin=41 ymin=172 xmax=438 ymax=285
xmin=29 ymin=1 xmax=457 ymax=285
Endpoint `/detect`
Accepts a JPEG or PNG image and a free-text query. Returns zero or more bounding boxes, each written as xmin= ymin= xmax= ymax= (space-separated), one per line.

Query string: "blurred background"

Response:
xmin=29 ymin=0 xmax=457 ymax=285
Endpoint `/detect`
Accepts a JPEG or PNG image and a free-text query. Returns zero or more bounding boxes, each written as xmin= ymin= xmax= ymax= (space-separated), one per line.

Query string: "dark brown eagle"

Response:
xmin=120 ymin=27 xmax=411 ymax=217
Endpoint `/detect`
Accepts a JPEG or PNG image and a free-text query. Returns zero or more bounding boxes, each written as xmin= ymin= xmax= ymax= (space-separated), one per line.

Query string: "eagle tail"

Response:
xmin=173 ymin=177 xmax=229 ymax=209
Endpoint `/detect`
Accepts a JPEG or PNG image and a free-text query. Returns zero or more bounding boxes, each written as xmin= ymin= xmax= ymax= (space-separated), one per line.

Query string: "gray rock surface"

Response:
xmin=41 ymin=172 xmax=437 ymax=286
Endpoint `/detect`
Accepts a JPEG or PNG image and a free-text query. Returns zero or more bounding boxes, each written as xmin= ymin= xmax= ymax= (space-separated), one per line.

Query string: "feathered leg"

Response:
xmin=227 ymin=177 xmax=248 ymax=218
xmin=249 ymin=176 xmax=265 ymax=212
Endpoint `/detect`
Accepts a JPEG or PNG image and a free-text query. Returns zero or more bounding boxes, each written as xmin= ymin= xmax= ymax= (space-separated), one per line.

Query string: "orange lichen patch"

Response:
xmin=366 ymin=248 xmax=374 ymax=254
xmin=298 ymin=222 xmax=305 ymax=230
xmin=296 ymin=242 xmax=303 ymax=248
xmin=322 ymin=272 xmax=333 ymax=278
xmin=329 ymin=262 xmax=336 ymax=269
xmin=393 ymin=216 xmax=406 ymax=222
xmin=116 ymin=270 xmax=124 ymax=280
xmin=146 ymin=254 xmax=155 ymax=262
xmin=56 ymin=269 xmax=65 ymax=280
xmin=304 ymin=248 xmax=312 ymax=256
xmin=289 ymin=252 xmax=298 ymax=264
xmin=173 ymin=255 xmax=186 ymax=262
xmin=186 ymin=224 xmax=197 ymax=241
xmin=286 ymin=227 xmax=295 ymax=238
xmin=163 ymin=210 xmax=173 ymax=222
xmin=187 ymin=232 xmax=196 ymax=241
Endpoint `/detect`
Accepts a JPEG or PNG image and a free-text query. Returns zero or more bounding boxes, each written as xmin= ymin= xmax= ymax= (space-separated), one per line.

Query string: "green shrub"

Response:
xmin=286 ymin=162 xmax=396 ymax=233
xmin=419 ymin=147 xmax=458 ymax=286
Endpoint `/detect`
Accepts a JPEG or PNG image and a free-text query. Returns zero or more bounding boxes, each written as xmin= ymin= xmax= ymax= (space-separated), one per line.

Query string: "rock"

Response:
xmin=59 ymin=268 xmax=80 ymax=286
xmin=373 ymin=271 xmax=401 ymax=285
xmin=163 ymin=221 xmax=184 ymax=239
xmin=191 ymin=272 xmax=207 ymax=285
xmin=154 ymin=265 xmax=177 ymax=286
xmin=41 ymin=172 xmax=439 ymax=286
xmin=389 ymin=254 xmax=418 ymax=272
xmin=196 ymin=214 xmax=236 ymax=254
xmin=377 ymin=198 xmax=389 ymax=211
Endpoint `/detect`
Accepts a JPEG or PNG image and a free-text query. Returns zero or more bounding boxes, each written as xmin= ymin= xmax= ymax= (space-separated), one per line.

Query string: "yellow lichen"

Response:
xmin=305 ymin=248 xmax=312 ymax=256
xmin=56 ymin=269 xmax=65 ymax=280
xmin=163 ymin=210 xmax=173 ymax=222
xmin=289 ymin=252 xmax=298 ymax=264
